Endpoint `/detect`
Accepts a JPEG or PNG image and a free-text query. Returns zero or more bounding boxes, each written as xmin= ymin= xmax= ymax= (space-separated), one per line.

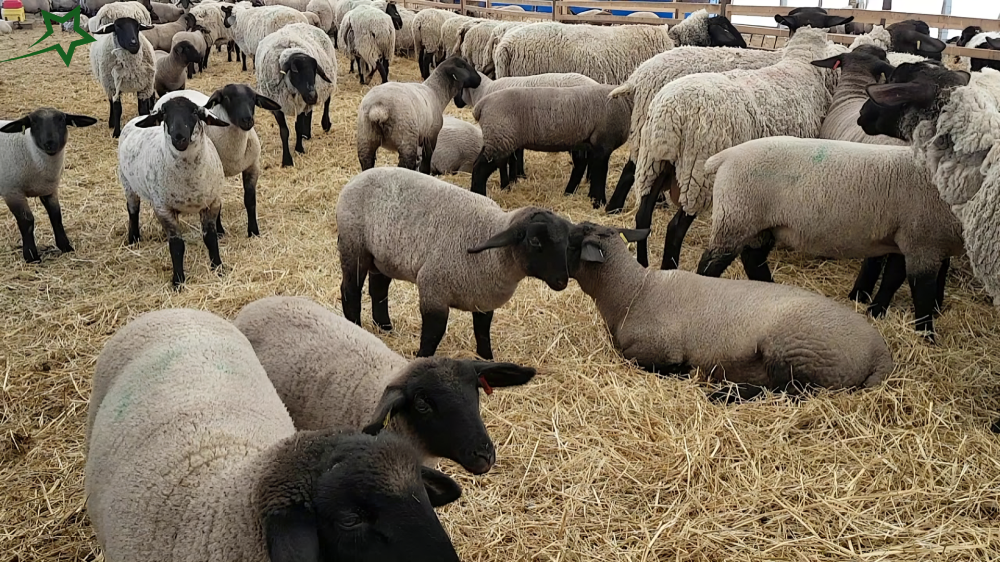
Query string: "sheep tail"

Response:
xmin=367 ymin=104 xmax=390 ymax=124
xmin=608 ymin=82 xmax=632 ymax=99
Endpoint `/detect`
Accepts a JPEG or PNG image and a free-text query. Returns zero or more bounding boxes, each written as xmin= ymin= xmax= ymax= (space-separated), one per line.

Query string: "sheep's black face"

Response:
xmin=385 ymin=3 xmax=403 ymax=31
xmin=706 ymin=16 xmax=746 ymax=49
xmin=566 ymin=222 xmax=649 ymax=274
xmin=442 ymin=56 xmax=481 ymax=89
xmin=96 ymin=17 xmax=146 ymax=54
xmin=0 ymin=108 xmax=98 ymax=156
xmin=858 ymin=62 xmax=968 ymax=141
xmin=262 ymin=433 xmax=462 ymax=562
xmin=283 ymin=53 xmax=328 ymax=106
xmin=957 ymin=25 xmax=982 ymax=47
xmin=972 ymin=37 xmax=1000 ymax=72
xmin=810 ymin=47 xmax=894 ymax=83
xmin=775 ymin=8 xmax=853 ymax=36
xmin=205 ymin=83 xmax=281 ymax=131
xmin=888 ymin=21 xmax=946 ymax=59
xmin=174 ymin=40 xmax=202 ymax=65
xmin=465 ymin=210 xmax=570 ymax=290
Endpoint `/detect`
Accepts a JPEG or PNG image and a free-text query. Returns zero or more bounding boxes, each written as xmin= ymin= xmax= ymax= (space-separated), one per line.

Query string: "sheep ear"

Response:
xmin=580 ymin=240 xmax=605 ymax=263
xmin=823 ymin=15 xmax=853 ymax=27
xmin=139 ymin=23 xmax=154 ymax=31
xmin=0 ymin=117 xmax=31 ymax=134
xmin=256 ymin=94 xmax=282 ymax=112
xmin=198 ymin=109 xmax=230 ymax=127
xmin=774 ymin=14 xmax=794 ymax=28
xmin=866 ymin=82 xmax=937 ymax=107
xmin=420 ymin=466 xmax=462 ymax=508
xmin=316 ymin=64 xmax=332 ymax=84
xmin=134 ymin=112 xmax=164 ymax=128
xmin=262 ymin=505 xmax=320 ymax=562
xmin=810 ymin=54 xmax=843 ymax=69
xmin=987 ymin=37 xmax=1000 ymax=50
xmin=94 ymin=23 xmax=116 ymax=34
xmin=954 ymin=70 xmax=971 ymax=86
xmin=618 ymin=228 xmax=649 ymax=243
xmin=362 ymin=387 xmax=407 ymax=435
xmin=467 ymin=225 xmax=523 ymax=253
xmin=470 ymin=361 xmax=536 ymax=389
xmin=205 ymin=89 xmax=223 ymax=109
xmin=915 ymin=34 xmax=946 ymax=54
xmin=66 ymin=114 xmax=98 ymax=128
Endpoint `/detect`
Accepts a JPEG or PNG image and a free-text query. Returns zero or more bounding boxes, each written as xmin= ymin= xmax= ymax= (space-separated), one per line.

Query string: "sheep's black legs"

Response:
xmin=200 ymin=206 xmax=223 ymax=274
xmin=126 ymin=193 xmax=141 ymax=244
xmin=498 ymin=157 xmax=510 ymax=188
xmin=137 ymin=97 xmax=149 ymax=117
xmin=634 ymin=171 xmax=667 ymax=268
xmin=564 ymin=150 xmax=588 ymax=195
xmin=606 ymin=159 xmax=636 ymax=214
xmin=472 ymin=311 xmax=494 ymax=360
xmin=471 ymin=151 xmax=499 ymax=196
xmin=868 ymin=254 xmax=906 ymax=318
xmin=417 ymin=309 xmax=449 ymax=358
xmin=909 ymin=271 xmax=938 ymax=342
xmin=227 ymin=40 xmax=234 ymax=62
xmin=506 ymin=155 xmax=517 ymax=184
xmin=935 ymin=258 xmax=950 ymax=313
xmin=418 ymin=138 xmax=435 ymax=175
xmin=241 ymin=51 xmax=248 ymax=71
xmin=242 ymin=167 xmax=260 ymax=237
xmin=111 ymin=99 xmax=123 ymax=138
xmin=293 ymin=114 xmax=308 ymax=151
xmin=6 ymin=197 xmax=39 ymax=263
xmin=167 ymin=236 xmax=185 ymax=287
xmin=187 ymin=62 xmax=195 ymax=79
xmin=661 ymin=209 xmax=696 ymax=270
xmin=107 ymin=99 xmax=114 ymax=129
xmin=340 ymin=254 xmax=371 ymax=326
xmin=368 ymin=268 xmax=393 ymax=332
xmin=202 ymin=49 xmax=210 ymax=70
xmin=39 ymin=194 xmax=73 ymax=253
xmin=708 ymin=383 xmax=766 ymax=404
xmin=418 ymin=47 xmax=431 ymax=79
xmin=586 ymin=152 xmax=611 ymax=209
xmin=636 ymin=359 xmax=691 ymax=377
xmin=378 ymin=57 xmax=389 ymax=83
xmin=215 ymin=208 xmax=226 ymax=237
xmin=274 ymin=111 xmax=293 ymax=167
xmin=516 ymin=148 xmax=526 ymax=179
xmin=738 ymin=234 xmax=775 ymax=282
xmin=321 ymin=97 xmax=332 ymax=132
xmin=850 ymin=255 xmax=888 ymax=304
xmin=696 ymin=248 xmax=738 ymax=278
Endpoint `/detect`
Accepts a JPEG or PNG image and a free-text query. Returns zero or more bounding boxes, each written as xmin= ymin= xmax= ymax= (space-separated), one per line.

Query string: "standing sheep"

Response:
xmin=225 ymin=4 xmax=308 ymax=72
xmin=411 ymin=8 xmax=459 ymax=78
xmin=117 ymin=97 xmax=230 ymax=287
xmin=306 ymin=0 xmax=335 ymax=32
xmin=153 ymin=41 xmax=202 ymax=96
xmin=394 ymin=5 xmax=417 ymax=56
xmin=338 ymin=2 xmax=402 ymax=84
xmin=480 ymin=20 xmax=523 ymax=78
xmin=568 ymin=222 xmax=894 ymax=402
xmin=90 ymin=1 xmax=152 ymax=30
xmin=458 ymin=19 xmax=499 ymax=72
xmin=631 ymin=26 xmax=835 ymax=270
xmin=356 ymin=56 xmax=479 ymax=173
xmin=85 ymin=308 xmax=464 ymax=562
xmin=336 ymin=167 xmax=574 ymax=359
xmin=256 ymin=22 xmax=337 ymax=167
xmin=0 ymin=109 xmax=97 ymax=263
xmin=234 ymin=295 xmax=538 ymax=474
xmin=91 ymin=17 xmax=157 ymax=138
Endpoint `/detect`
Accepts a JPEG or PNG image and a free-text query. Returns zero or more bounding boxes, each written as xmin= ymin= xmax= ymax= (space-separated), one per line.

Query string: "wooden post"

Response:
xmin=460 ymin=0 xmax=466 ymax=15
xmin=719 ymin=0 xmax=731 ymax=19
xmin=552 ymin=0 xmax=557 ymax=21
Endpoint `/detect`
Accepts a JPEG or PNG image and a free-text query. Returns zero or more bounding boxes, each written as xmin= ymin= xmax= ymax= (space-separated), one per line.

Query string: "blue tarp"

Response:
xmin=487 ymin=0 xmax=702 ymax=18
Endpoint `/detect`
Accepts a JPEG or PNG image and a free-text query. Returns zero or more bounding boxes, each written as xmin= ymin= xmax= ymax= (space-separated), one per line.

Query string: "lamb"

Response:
xmin=171 ymin=25 xmax=211 ymax=78
xmin=411 ymin=8 xmax=459 ymax=78
xmin=225 ymin=5 xmax=308 ymax=72
xmin=494 ymin=21 xmax=675 ymax=85
xmin=117 ymin=97 xmax=230 ymax=287
xmin=861 ymin=63 xmax=1000 ymax=304
xmin=234 ymin=295 xmax=538 ymax=474
xmin=256 ymin=22 xmax=337 ymax=167
xmin=0 ymin=109 xmax=97 ymax=263
xmin=568 ymin=222 xmax=894 ymax=401
xmin=338 ymin=2 xmax=402 ymax=84
xmin=415 ymin=116 xmax=482 ymax=175
xmin=147 ymin=1 xmax=184 ymax=23
xmin=156 ymin=84 xmax=282 ymax=237
xmin=190 ymin=1 xmax=237 ymax=53
xmin=697 ymin=137 xmax=963 ymax=341
xmin=631 ymin=26 xmax=835 ymax=270
xmin=356 ymin=56 xmax=479 ymax=173
xmin=153 ymin=41 xmax=202 ymax=96
xmin=85 ymin=307 xmax=464 ymax=562
xmin=91 ymin=17 xmax=157 ymax=138
xmin=471 ymin=84 xmax=631 ymax=208
xmin=141 ymin=12 xmax=196 ymax=51
xmin=89 ymin=1 xmax=151 ymax=31
xmin=336 ymin=167 xmax=574 ymax=359
xmin=667 ymin=10 xmax=747 ymax=48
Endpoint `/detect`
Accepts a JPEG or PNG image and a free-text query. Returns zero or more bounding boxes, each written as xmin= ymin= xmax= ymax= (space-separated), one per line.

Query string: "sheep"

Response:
xmin=48 ymin=0 xmax=74 ymax=10
xmin=256 ymin=22 xmax=337 ymax=167
xmin=85 ymin=307 xmax=464 ymax=562
xmin=0 ymin=109 xmax=97 ymax=263
xmin=188 ymin=2 xmax=230 ymax=57
xmin=667 ymin=10 xmax=747 ymax=49
xmin=336 ymin=167 xmax=574 ymax=359
xmin=226 ymin=4 xmax=307 ymax=72
xmin=171 ymin=25 xmax=211 ymax=78
xmin=458 ymin=19 xmax=499 ymax=71
xmin=233 ymin=295 xmax=538 ymax=474
xmin=774 ymin=6 xmax=854 ymax=36
xmin=153 ymin=41 xmax=202 ymax=96
xmin=89 ymin=1 xmax=151 ymax=31
xmin=147 ymin=1 xmax=184 ymax=23
xmin=627 ymin=11 xmax=658 ymax=18
xmin=567 ymin=222 xmax=894 ymax=402
xmin=576 ymin=9 xmax=610 ymax=17
xmin=117 ymin=97 xmax=230 ymax=287
xmin=411 ymin=8 xmax=459 ymax=78
xmin=156 ymin=84 xmax=282 ymax=237
xmin=394 ymin=5 xmax=417 ymax=56
xmin=439 ymin=14 xmax=477 ymax=58
xmin=965 ymin=32 xmax=1000 ymax=72
xmin=697 ymin=136 xmax=963 ymax=341
xmin=20 ymin=0 xmax=49 ymax=12
xmin=861 ymin=63 xmax=1000 ymax=304
xmin=414 ymin=116 xmax=482 ymax=175
xmin=470 ymin=85 xmax=631 ymax=208
xmin=356 ymin=56 xmax=479 ymax=173
xmin=480 ymin=20 xmax=523 ymax=78
xmin=338 ymin=2 xmax=402 ymax=85
xmin=0 ymin=20 xmax=11 ymax=35
xmin=91 ymin=17 xmax=157 ymax=138
xmin=265 ymin=0 xmax=309 ymax=9
xmin=494 ymin=21 xmax=675 ymax=85
xmin=332 ymin=0 xmax=368 ymax=43
xmin=631 ymin=26 xmax=835 ymax=270
xmin=306 ymin=0 xmax=334 ymax=32
xmin=303 ymin=10 xmax=320 ymax=27
xmin=886 ymin=20 xmax=947 ymax=60
xmin=813 ymin=46 xmax=903 ymax=145
xmin=141 ymin=12 xmax=196 ymax=51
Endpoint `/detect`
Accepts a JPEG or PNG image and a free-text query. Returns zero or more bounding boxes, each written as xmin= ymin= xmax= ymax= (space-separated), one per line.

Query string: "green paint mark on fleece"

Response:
xmin=812 ymin=145 xmax=829 ymax=164
xmin=113 ymin=346 xmax=184 ymax=421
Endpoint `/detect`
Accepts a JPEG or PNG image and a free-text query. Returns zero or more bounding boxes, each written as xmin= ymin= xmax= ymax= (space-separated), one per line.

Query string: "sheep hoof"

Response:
xmin=990 ymin=419 xmax=1000 ymax=434
xmin=866 ymin=303 xmax=888 ymax=318
xmin=848 ymin=289 xmax=871 ymax=304
xmin=375 ymin=321 xmax=393 ymax=332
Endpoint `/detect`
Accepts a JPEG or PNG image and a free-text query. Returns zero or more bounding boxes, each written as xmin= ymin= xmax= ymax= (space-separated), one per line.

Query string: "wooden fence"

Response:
xmin=398 ymin=0 xmax=1000 ymax=61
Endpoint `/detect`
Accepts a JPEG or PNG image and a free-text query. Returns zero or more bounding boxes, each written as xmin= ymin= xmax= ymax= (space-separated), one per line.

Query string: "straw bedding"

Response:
xmin=1 ymin=22 xmax=1000 ymax=562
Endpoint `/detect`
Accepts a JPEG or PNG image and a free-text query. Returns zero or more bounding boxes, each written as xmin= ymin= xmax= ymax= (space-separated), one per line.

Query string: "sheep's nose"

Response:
xmin=465 ymin=443 xmax=496 ymax=475
xmin=239 ymin=118 xmax=253 ymax=131
xmin=172 ymin=135 xmax=189 ymax=151
xmin=42 ymin=141 xmax=58 ymax=153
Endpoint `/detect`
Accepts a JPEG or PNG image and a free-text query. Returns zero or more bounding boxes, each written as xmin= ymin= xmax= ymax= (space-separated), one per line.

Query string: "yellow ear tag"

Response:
xmin=916 ymin=40 xmax=921 ymax=50
xmin=279 ymin=70 xmax=286 ymax=76
xmin=620 ymin=232 xmax=628 ymax=243
xmin=382 ymin=411 xmax=392 ymax=428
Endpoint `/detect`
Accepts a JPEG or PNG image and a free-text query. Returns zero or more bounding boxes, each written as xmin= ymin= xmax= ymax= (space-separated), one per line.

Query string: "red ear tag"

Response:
xmin=478 ymin=375 xmax=494 ymax=395
xmin=833 ymin=60 xmax=841 ymax=70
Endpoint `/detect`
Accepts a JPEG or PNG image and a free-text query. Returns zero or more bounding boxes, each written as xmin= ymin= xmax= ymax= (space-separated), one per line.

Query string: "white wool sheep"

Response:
xmin=458 ymin=19 xmax=499 ymax=71
xmin=332 ymin=0 xmax=368 ymax=39
xmin=394 ymin=5 xmax=416 ymax=56
xmin=306 ymin=0 xmax=335 ymax=32
xmin=480 ymin=20 xmax=523 ymax=77
xmin=568 ymin=222 xmax=894 ymax=401
xmin=0 ymin=109 xmax=97 ymax=263
xmin=117 ymin=97 xmax=229 ymax=287
xmin=411 ymin=7 xmax=459 ymax=78
xmin=336 ymin=167 xmax=575 ymax=359
xmin=494 ymin=21 xmax=675 ymax=84
xmin=256 ymin=22 xmax=337 ymax=167
xmin=227 ymin=5 xmax=308 ymax=71
xmin=90 ymin=18 xmax=157 ymax=138
xmin=303 ymin=10 xmax=321 ymax=27
xmin=338 ymin=3 xmax=398 ymax=85
xmin=85 ymin=307 xmax=464 ymax=562
xmin=89 ymin=1 xmax=151 ymax=31
xmin=439 ymin=14 xmax=477 ymax=58
xmin=156 ymin=84 xmax=282 ymax=237
xmin=631 ymin=26 xmax=835 ymax=270
xmin=233 ymin=295 xmax=537 ymax=474
xmin=416 ymin=116 xmax=482 ymax=175
xmin=356 ymin=56 xmax=479 ymax=173
xmin=698 ymin=136 xmax=964 ymax=340
xmin=189 ymin=2 xmax=230 ymax=49
xmin=264 ymin=0 xmax=309 ymax=10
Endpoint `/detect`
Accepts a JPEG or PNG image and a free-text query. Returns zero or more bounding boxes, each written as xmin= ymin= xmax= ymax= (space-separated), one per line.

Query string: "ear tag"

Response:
xmin=382 ymin=410 xmax=392 ymax=428
xmin=916 ymin=40 xmax=921 ymax=50
xmin=478 ymin=375 xmax=494 ymax=395
xmin=279 ymin=70 xmax=286 ymax=75
xmin=833 ymin=60 xmax=841 ymax=70
xmin=619 ymin=232 xmax=628 ymax=243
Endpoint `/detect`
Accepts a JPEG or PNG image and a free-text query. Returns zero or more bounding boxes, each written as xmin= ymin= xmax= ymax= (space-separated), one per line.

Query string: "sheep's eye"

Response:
xmin=339 ymin=513 xmax=363 ymax=530
xmin=528 ymin=237 xmax=542 ymax=248
xmin=414 ymin=396 xmax=432 ymax=415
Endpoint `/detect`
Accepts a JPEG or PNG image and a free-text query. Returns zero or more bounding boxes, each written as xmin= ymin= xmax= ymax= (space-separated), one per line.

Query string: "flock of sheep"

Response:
xmin=2 ymin=0 xmax=1000 ymax=559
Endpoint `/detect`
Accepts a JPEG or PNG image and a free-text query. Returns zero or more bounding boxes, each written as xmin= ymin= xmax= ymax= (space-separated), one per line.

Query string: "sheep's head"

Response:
xmin=972 ymin=37 xmax=1000 ymax=72
xmin=0 ymin=108 xmax=97 ymax=156
xmin=775 ymin=7 xmax=853 ymax=37
xmin=362 ymin=358 xmax=536 ymax=475
xmin=468 ymin=208 xmax=573 ymax=291
xmin=385 ymin=2 xmax=403 ymax=31
xmin=438 ymin=55 xmax=481 ymax=89
xmin=567 ymin=222 xmax=649 ymax=275
xmin=281 ymin=53 xmax=331 ymax=106
xmin=134 ymin=97 xmax=230 ymax=151
xmin=811 ymin=46 xmax=895 ymax=83
xmin=95 ymin=17 xmax=154 ymax=54
xmin=706 ymin=15 xmax=746 ymax=48
xmin=259 ymin=431 xmax=461 ymax=562
xmin=205 ymin=83 xmax=281 ymax=131
xmin=173 ymin=40 xmax=202 ymax=65
xmin=858 ymin=61 xmax=969 ymax=142
xmin=957 ymin=25 xmax=982 ymax=47
xmin=887 ymin=20 xmax=946 ymax=60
